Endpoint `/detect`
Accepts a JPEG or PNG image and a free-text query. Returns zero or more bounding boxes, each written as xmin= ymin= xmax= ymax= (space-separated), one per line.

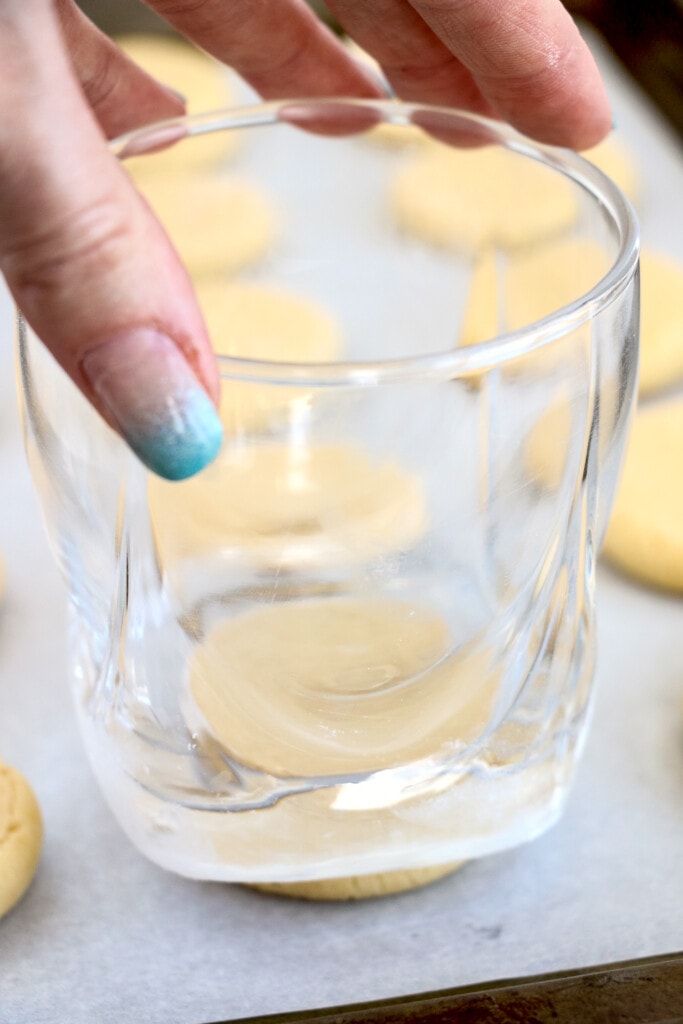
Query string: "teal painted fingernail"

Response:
xmin=81 ymin=328 xmax=223 ymax=481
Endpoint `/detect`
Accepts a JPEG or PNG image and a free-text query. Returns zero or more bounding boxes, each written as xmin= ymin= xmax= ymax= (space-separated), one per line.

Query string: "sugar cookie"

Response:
xmin=390 ymin=145 xmax=577 ymax=252
xmin=196 ymin=281 xmax=342 ymax=428
xmin=118 ymin=35 xmax=238 ymax=177
xmin=250 ymin=862 xmax=464 ymax=900
xmin=582 ymin=136 xmax=639 ymax=205
xmin=458 ymin=249 xmax=500 ymax=350
xmin=149 ymin=443 xmax=426 ymax=569
xmin=601 ymin=401 xmax=683 ymax=592
xmin=458 ymin=239 xmax=609 ymax=381
xmin=137 ymin=175 xmax=277 ymax=280
xmin=0 ymin=761 xmax=43 ymax=919
xmin=638 ymin=250 xmax=683 ymax=397
xmin=503 ymin=238 xmax=610 ymax=333
xmin=188 ymin=597 xmax=498 ymax=777
xmin=523 ymin=399 xmax=575 ymax=492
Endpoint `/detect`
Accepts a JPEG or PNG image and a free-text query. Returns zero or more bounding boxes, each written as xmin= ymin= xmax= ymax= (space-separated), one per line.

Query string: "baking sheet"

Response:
xmin=2 ymin=30 xmax=683 ymax=1024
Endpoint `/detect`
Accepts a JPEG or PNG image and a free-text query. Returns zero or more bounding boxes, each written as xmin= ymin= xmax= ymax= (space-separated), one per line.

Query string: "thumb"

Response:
xmin=0 ymin=1 xmax=222 ymax=481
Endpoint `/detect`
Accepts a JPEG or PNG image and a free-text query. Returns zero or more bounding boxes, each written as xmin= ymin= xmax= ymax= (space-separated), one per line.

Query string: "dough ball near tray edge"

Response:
xmin=0 ymin=761 xmax=43 ymax=919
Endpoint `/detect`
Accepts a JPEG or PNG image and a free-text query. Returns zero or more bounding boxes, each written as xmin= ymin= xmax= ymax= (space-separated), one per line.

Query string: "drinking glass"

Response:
xmin=17 ymin=100 xmax=639 ymax=884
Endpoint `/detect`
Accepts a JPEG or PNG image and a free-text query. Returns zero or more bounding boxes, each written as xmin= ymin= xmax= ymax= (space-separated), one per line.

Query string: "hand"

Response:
xmin=2 ymin=0 xmax=610 ymax=480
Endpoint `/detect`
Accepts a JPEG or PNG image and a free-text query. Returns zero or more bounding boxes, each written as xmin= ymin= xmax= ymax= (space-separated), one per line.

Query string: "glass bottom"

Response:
xmin=74 ymin=660 xmax=592 ymax=883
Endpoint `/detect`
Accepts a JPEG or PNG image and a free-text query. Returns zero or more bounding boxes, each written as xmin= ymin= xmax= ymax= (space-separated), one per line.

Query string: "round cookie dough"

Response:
xmin=458 ymin=238 xmax=609 ymax=378
xmin=638 ymin=249 xmax=683 ymax=397
xmin=390 ymin=145 xmax=577 ymax=252
xmin=137 ymin=174 xmax=277 ymax=280
xmin=118 ymin=34 xmax=239 ymax=177
xmin=188 ymin=597 xmax=498 ymax=777
xmin=196 ymin=281 xmax=342 ymax=429
xmin=523 ymin=398 xmax=576 ymax=492
xmin=582 ymin=135 xmax=639 ymax=205
xmin=149 ymin=442 xmax=427 ymax=569
xmin=250 ymin=862 xmax=464 ymax=900
xmin=0 ymin=761 xmax=43 ymax=919
xmin=602 ymin=401 xmax=683 ymax=592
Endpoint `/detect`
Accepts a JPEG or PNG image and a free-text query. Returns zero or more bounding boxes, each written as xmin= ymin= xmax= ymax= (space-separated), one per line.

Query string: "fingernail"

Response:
xmin=81 ymin=329 xmax=223 ymax=481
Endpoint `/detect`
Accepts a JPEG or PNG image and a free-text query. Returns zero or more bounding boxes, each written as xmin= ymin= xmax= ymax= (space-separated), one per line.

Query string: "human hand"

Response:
xmin=2 ymin=0 xmax=610 ymax=480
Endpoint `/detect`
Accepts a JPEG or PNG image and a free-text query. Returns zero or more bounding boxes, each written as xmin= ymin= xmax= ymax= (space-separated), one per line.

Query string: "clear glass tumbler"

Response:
xmin=17 ymin=100 xmax=639 ymax=884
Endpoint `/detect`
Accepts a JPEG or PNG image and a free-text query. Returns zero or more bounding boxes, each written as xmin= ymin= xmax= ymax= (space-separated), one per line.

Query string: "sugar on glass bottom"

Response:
xmin=74 ymin=579 xmax=593 ymax=885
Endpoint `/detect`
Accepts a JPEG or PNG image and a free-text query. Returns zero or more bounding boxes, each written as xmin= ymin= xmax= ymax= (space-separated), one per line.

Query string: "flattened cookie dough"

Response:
xmin=638 ymin=250 xmax=683 ymax=397
xmin=459 ymin=238 xmax=609 ymax=343
xmin=390 ymin=145 xmax=577 ymax=252
xmin=582 ymin=136 xmax=639 ymax=205
xmin=196 ymin=281 xmax=342 ymax=429
xmin=250 ymin=862 xmax=464 ymax=901
xmin=188 ymin=597 xmax=498 ymax=777
xmin=149 ymin=443 xmax=427 ymax=569
xmin=118 ymin=35 xmax=239 ymax=177
xmin=0 ymin=761 xmax=43 ymax=918
xmin=137 ymin=175 xmax=277 ymax=280
xmin=458 ymin=239 xmax=609 ymax=377
xmin=602 ymin=401 xmax=683 ymax=592
xmin=523 ymin=398 xmax=575 ymax=492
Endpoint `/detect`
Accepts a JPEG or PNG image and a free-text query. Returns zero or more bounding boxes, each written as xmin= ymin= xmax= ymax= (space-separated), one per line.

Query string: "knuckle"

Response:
xmin=149 ymin=0 xmax=215 ymax=20
xmin=1 ymin=194 xmax=133 ymax=295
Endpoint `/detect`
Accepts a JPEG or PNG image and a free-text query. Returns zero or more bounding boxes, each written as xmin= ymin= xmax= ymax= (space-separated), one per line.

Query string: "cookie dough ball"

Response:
xmin=149 ymin=442 xmax=427 ymax=570
xmin=602 ymin=401 xmax=683 ymax=592
xmin=638 ymin=250 xmax=683 ymax=397
xmin=188 ymin=597 xmax=498 ymax=776
xmin=118 ymin=34 xmax=239 ymax=177
xmin=196 ymin=281 xmax=342 ymax=429
xmin=390 ymin=145 xmax=577 ymax=252
xmin=137 ymin=175 xmax=277 ymax=280
xmin=251 ymin=862 xmax=464 ymax=900
xmin=582 ymin=135 xmax=639 ymax=205
xmin=0 ymin=761 xmax=43 ymax=919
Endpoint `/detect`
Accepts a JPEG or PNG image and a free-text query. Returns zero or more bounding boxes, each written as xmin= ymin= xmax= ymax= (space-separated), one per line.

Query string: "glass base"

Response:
xmin=76 ymin=698 xmax=585 ymax=884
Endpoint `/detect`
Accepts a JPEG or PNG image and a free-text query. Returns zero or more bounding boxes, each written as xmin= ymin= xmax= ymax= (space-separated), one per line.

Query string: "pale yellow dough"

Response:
xmin=602 ymin=401 xmax=683 ymax=592
xmin=190 ymin=596 xmax=497 ymax=898
xmin=250 ymin=862 xmax=464 ymax=901
xmin=458 ymin=238 xmax=609 ymax=384
xmin=189 ymin=597 xmax=498 ymax=777
xmin=582 ymin=136 xmax=639 ymax=205
xmin=523 ymin=399 xmax=576 ymax=492
xmin=638 ymin=250 xmax=683 ymax=397
xmin=459 ymin=238 xmax=610 ymax=349
xmin=390 ymin=146 xmax=577 ymax=252
xmin=0 ymin=761 xmax=43 ymax=919
xmin=118 ymin=35 xmax=238 ymax=177
xmin=149 ymin=442 xmax=427 ymax=570
xmin=196 ymin=281 xmax=342 ymax=429
xmin=137 ymin=175 xmax=277 ymax=280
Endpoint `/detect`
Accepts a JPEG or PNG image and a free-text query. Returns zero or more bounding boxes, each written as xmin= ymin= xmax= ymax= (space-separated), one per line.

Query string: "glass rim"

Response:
xmin=113 ymin=99 xmax=640 ymax=386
